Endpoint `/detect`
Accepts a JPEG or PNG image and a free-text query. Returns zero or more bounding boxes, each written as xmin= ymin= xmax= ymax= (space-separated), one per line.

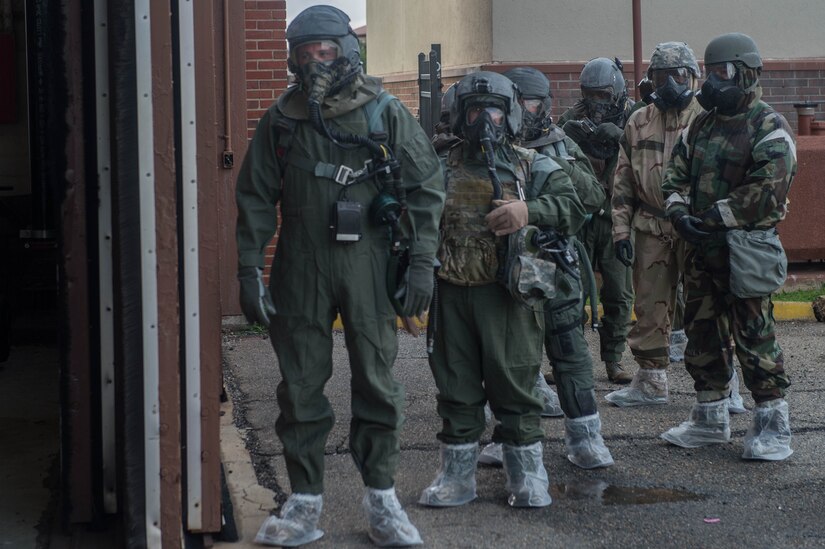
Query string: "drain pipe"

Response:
xmin=222 ymin=0 xmax=233 ymax=168
xmin=632 ymin=0 xmax=643 ymax=100
xmin=794 ymin=102 xmax=818 ymax=136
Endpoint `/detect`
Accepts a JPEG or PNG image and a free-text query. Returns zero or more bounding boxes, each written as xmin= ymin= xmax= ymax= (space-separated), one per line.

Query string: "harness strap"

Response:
xmin=274 ymin=91 xmax=398 ymax=182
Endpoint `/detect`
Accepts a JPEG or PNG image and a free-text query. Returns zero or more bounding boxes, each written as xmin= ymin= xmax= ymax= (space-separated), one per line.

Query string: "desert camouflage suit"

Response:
xmin=613 ymin=99 xmax=704 ymax=370
xmin=662 ymin=87 xmax=795 ymax=403
xmin=558 ymin=102 xmax=636 ymax=364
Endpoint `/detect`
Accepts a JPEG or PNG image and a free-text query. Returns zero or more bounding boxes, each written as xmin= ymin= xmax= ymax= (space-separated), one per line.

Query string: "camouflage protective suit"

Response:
xmin=236 ymin=74 xmax=445 ymax=493
xmin=430 ymin=142 xmax=586 ymax=445
xmin=613 ymin=99 xmax=704 ymax=370
xmin=523 ymin=130 xmax=607 ymax=417
xmin=558 ymin=103 xmax=635 ymax=365
xmin=662 ymin=86 xmax=795 ymax=403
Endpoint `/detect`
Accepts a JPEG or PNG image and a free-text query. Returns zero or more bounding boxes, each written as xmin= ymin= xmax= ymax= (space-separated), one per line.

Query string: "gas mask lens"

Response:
xmin=466 ymin=105 xmax=505 ymax=126
xmin=293 ymin=40 xmax=339 ymax=67
xmin=705 ymin=62 xmax=736 ymax=81
xmin=522 ymin=99 xmax=543 ymax=114
xmin=651 ymin=67 xmax=690 ymax=87
xmin=582 ymin=88 xmax=613 ymax=104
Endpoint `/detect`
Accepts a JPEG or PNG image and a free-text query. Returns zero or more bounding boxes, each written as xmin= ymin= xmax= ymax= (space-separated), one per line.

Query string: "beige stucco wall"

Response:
xmin=366 ymin=0 xmax=492 ymax=77
xmin=492 ymin=0 xmax=825 ymax=63
xmin=367 ymin=0 xmax=825 ymax=77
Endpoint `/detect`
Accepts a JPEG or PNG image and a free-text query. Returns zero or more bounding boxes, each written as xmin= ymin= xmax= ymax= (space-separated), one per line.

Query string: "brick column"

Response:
xmin=244 ymin=0 xmax=288 ymax=280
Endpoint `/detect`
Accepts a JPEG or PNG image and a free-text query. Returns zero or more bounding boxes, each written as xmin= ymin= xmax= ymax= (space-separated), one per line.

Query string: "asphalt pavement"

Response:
xmin=220 ymin=319 xmax=825 ymax=549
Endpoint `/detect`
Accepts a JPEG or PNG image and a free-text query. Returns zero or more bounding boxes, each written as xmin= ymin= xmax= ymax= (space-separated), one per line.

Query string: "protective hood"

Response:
xmin=276 ymin=73 xmax=383 ymax=120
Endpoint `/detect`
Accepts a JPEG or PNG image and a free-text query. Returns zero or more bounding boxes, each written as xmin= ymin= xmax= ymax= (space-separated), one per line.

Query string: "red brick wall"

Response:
xmin=383 ymin=61 xmax=825 ymax=132
xmin=244 ymin=1 xmax=288 ymax=280
xmin=245 ymin=0 xmax=288 ymax=138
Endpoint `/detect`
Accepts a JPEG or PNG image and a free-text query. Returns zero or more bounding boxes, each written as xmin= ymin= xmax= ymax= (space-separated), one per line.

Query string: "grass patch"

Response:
xmin=774 ymin=284 xmax=825 ymax=302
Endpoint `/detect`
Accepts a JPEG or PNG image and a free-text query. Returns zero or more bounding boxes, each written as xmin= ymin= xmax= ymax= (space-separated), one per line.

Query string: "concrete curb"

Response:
xmin=329 ymin=301 xmax=817 ymax=330
xmin=215 ymin=399 xmax=275 ymax=548
xmin=773 ymin=301 xmax=816 ymax=321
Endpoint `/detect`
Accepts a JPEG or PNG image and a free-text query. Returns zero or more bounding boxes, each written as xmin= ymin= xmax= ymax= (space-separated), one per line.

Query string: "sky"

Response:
xmin=285 ymin=0 xmax=367 ymax=29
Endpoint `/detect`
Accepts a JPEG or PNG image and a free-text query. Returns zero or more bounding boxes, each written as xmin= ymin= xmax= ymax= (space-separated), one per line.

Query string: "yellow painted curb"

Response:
xmin=773 ymin=301 xmax=816 ymax=321
xmin=331 ymin=301 xmax=815 ymax=329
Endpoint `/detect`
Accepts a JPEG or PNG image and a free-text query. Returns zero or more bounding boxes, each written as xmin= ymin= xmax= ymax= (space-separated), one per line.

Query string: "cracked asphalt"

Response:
xmin=222 ymin=320 xmax=825 ymax=548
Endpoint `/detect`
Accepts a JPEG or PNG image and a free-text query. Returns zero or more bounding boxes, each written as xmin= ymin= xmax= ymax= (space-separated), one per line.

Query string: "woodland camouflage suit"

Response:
xmin=662 ymin=75 xmax=795 ymax=404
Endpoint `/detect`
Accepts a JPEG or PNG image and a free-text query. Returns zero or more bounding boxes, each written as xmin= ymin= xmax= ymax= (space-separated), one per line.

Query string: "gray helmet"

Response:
xmin=580 ymin=57 xmax=626 ymax=102
xmin=503 ymin=67 xmax=552 ymax=100
xmin=503 ymin=67 xmax=553 ymax=141
xmin=440 ymin=83 xmax=457 ymax=124
xmin=286 ymin=5 xmax=362 ymax=76
xmin=704 ymin=32 xmax=762 ymax=69
xmin=450 ymin=71 xmax=522 ymax=138
xmin=648 ymin=42 xmax=701 ymax=78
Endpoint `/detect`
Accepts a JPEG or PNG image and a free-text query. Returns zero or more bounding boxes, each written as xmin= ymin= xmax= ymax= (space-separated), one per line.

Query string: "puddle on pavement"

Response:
xmin=551 ymin=480 xmax=706 ymax=505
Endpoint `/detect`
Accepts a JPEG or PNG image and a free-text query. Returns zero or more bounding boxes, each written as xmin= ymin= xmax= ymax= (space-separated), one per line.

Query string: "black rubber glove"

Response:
xmin=238 ymin=266 xmax=276 ymax=327
xmin=699 ymin=205 xmax=726 ymax=231
xmin=403 ymin=256 xmax=434 ymax=317
xmin=593 ymin=122 xmax=623 ymax=143
xmin=562 ymin=120 xmax=590 ymax=145
xmin=671 ymin=211 xmax=711 ymax=244
xmin=615 ymin=238 xmax=634 ymax=267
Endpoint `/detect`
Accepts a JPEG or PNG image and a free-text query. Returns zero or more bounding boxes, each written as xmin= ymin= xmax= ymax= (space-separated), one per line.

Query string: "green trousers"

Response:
xmin=269 ymin=244 xmax=404 ymax=494
xmin=544 ymin=258 xmax=598 ymax=418
xmin=578 ymin=213 xmax=633 ymax=362
xmin=684 ymin=245 xmax=790 ymax=403
xmin=429 ymin=281 xmax=544 ymax=446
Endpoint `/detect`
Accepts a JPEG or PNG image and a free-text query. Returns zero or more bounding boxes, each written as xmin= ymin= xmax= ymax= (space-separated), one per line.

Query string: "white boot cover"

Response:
xmin=669 ymin=330 xmax=688 ymax=363
xmin=660 ymin=399 xmax=731 ymax=448
xmin=742 ymin=399 xmax=793 ymax=461
xmin=728 ymin=368 xmax=748 ymax=414
xmin=501 ymin=442 xmax=552 ymax=508
xmin=419 ymin=443 xmax=478 ymax=506
xmin=255 ymin=493 xmax=324 ymax=547
xmin=564 ymin=413 xmax=614 ymax=469
xmin=535 ymin=372 xmax=564 ymax=417
xmin=605 ymin=369 xmax=668 ymax=407
xmin=364 ymin=487 xmax=423 ymax=547
xmin=477 ymin=442 xmax=503 ymax=467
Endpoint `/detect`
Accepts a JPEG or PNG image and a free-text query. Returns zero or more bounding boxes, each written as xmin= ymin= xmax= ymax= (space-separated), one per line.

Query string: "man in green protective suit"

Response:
xmin=660 ymin=33 xmax=794 ymax=461
xmin=474 ymin=67 xmax=613 ymax=470
xmin=418 ymin=70 xmax=611 ymax=511
xmin=235 ymin=6 xmax=445 ymax=546
xmin=558 ymin=57 xmax=636 ymax=385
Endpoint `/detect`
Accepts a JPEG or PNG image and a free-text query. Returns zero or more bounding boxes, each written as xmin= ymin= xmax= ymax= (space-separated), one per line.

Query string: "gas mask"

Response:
xmin=300 ymin=57 xmax=357 ymax=104
xmin=292 ymin=40 xmax=359 ymax=105
xmin=462 ymin=104 xmax=507 ymax=151
xmin=582 ymin=97 xmax=626 ymax=126
xmin=300 ymin=60 xmax=338 ymax=103
xmin=520 ymin=98 xmax=551 ymax=141
xmin=651 ymin=75 xmax=693 ymax=112
xmin=696 ymin=63 xmax=747 ymax=116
